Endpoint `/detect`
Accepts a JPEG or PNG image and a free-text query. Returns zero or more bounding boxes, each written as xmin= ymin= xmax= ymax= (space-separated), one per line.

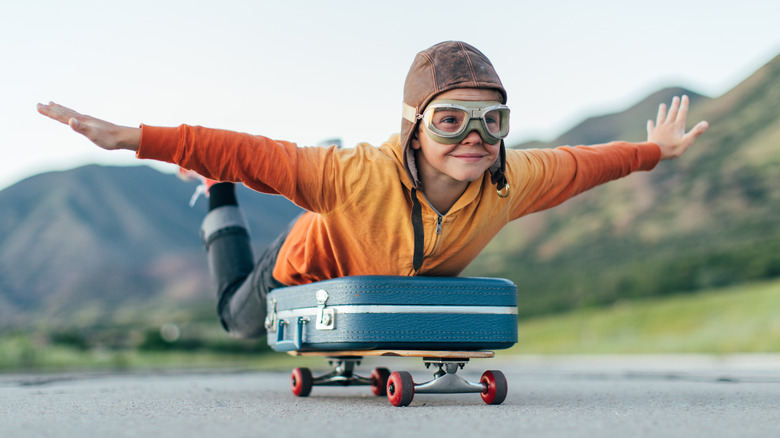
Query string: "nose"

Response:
xmin=461 ymin=130 xmax=483 ymax=144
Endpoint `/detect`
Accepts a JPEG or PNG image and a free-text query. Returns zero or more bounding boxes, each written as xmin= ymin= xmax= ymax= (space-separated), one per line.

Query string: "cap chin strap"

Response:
xmin=405 ymin=147 xmax=420 ymax=187
xmin=410 ymin=188 xmax=424 ymax=273
xmin=489 ymin=142 xmax=510 ymax=198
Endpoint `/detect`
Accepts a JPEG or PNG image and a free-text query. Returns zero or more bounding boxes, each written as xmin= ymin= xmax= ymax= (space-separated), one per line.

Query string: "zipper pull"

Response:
xmin=436 ymin=215 xmax=442 ymax=235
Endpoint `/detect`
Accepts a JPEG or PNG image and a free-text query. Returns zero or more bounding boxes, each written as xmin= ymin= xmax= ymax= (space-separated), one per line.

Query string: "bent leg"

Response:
xmin=201 ymin=202 xmax=263 ymax=337
xmin=200 ymin=183 xmax=293 ymax=339
xmin=219 ymin=226 xmax=289 ymax=338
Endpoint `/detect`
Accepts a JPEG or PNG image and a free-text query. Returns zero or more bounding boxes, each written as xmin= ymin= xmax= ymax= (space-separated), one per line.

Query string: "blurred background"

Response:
xmin=2 ymin=0 xmax=780 ymax=371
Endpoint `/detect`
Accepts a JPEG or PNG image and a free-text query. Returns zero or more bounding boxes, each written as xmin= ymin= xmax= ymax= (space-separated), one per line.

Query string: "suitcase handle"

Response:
xmin=275 ymin=317 xmax=306 ymax=351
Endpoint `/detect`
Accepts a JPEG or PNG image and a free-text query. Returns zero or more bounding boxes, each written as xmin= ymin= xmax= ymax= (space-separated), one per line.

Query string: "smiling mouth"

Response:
xmin=452 ymin=153 xmax=488 ymax=160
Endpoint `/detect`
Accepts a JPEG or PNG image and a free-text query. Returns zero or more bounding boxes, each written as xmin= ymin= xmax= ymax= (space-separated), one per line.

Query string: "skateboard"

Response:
xmin=287 ymin=349 xmax=507 ymax=407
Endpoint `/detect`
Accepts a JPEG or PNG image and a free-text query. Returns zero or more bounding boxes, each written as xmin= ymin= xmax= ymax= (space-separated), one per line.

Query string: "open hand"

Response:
xmin=37 ymin=102 xmax=141 ymax=152
xmin=647 ymin=95 xmax=708 ymax=160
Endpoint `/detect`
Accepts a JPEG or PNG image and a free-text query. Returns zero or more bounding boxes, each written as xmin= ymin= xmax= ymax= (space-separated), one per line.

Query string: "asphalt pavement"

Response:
xmin=2 ymin=354 xmax=779 ymax=438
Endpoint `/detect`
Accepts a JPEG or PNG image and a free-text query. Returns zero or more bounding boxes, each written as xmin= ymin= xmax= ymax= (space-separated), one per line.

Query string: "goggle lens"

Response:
xmin=429 ymin=107 xmax=505 ymax=135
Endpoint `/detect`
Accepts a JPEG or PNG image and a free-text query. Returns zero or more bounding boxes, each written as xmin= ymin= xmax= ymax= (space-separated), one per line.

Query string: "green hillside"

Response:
xmin=467 ymin=53 xmax=780 ymax=317
xmin=506 ymin=278 xmax=780 ymax=354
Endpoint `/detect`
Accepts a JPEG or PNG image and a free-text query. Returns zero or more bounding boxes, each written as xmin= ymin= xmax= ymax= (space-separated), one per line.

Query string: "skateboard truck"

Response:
xmin=415 ymin=358 xmax=485 ymax=394
xmin=312 ymin=357 xmax=373 ymax=387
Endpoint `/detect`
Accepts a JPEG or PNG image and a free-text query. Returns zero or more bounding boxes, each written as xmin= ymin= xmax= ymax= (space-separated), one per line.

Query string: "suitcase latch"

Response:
xmin=264 ymin=298 xmax=278 ymax=332
xmin=316 ymin=289 xmax=335 ymax=330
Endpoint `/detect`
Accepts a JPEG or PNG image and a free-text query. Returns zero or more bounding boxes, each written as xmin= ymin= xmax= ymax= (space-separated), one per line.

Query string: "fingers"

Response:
xmin=38 ymin=101 xmax=93 ymax=138
xmin=665 ymin=96 xmax=681 ymax=123
xmin=677 ymin=95 xmax=690 ymax=123
xmin=656 ymin=102 xmax=667 ymax=127
xmin=68 ymin=117 xmax=86 ymax=134
xmin=683 ymin=120 xmax=709 ymax=144
xmin=38 ymin=101 xmax=103 ymax=146
xmin=37 ymin=102 xmax=84 ymax=126
xmin=654 ymin=95 xmax=692 ymax=129
xmin=693 ymin=120 xmax=709 ymax=135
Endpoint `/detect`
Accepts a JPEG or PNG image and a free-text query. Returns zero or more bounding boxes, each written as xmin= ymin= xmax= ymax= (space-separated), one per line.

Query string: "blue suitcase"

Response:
xmin=265 ymin=275 xmax=518 ymax=352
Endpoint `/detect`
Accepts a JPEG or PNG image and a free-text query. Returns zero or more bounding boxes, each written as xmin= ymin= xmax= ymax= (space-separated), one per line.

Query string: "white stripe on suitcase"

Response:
xmin=276 ymin=305 xmax=517 ymax=319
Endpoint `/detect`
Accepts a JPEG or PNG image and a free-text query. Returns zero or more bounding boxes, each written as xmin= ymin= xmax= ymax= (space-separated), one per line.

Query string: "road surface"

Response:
xmin=2 ymin=355 xmax=779 ymax=437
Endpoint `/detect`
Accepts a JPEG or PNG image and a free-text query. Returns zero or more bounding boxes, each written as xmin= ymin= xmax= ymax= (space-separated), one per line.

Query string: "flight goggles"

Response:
xmin=404 ymin=99 xmax=510 ymax=144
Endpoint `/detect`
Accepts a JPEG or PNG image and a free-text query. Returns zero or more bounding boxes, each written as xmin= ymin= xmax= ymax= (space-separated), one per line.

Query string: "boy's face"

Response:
xmin=411 ymin=88 xmax=504 ymax=188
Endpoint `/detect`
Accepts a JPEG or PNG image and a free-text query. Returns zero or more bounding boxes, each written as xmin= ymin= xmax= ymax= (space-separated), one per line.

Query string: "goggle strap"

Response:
xmin=402 ymin=102 xmax=421 ymax=123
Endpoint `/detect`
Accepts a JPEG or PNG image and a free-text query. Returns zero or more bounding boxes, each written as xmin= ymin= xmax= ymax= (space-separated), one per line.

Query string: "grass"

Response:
xmin=0 ymin=333 xmax=319 ymax=373
xmin=0 ymin=334 xmax=290 ymax=373
xmin=504 ymin=277 xmax=780 ymax=355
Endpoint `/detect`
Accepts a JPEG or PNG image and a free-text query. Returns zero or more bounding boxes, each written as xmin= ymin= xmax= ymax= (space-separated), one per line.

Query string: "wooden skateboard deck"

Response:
xmin=288 ymin=350 xmax=495 ymax=359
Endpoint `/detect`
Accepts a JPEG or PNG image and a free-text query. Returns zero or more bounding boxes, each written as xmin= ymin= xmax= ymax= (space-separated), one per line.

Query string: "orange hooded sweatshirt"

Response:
xmin=137 ymin=125 xmax=661 ymax=286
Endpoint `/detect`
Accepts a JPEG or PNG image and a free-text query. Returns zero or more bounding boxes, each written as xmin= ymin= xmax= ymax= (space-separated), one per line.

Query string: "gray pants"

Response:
xmin=201 ymin=206 xmax=294 ymax=338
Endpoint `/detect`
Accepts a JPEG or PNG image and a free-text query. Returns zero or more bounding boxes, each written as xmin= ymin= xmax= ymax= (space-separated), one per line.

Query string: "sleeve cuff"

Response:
xmin=135 ymin=124 xmax=183 ymax=164
xmin=637 ymin=142 xmax=663 ymax=171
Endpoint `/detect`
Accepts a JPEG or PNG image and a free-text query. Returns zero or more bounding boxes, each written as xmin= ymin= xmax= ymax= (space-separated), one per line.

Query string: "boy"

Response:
xmin=37 ymin=41 xmax=708 ymax=339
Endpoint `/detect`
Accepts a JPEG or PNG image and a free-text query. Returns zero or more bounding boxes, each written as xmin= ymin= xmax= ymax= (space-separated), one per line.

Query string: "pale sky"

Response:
xmin=3 ymin=0 xmax=779 ymax=191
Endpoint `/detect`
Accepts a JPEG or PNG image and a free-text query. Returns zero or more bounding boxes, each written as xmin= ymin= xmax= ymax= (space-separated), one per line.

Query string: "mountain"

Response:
xmin=465 ymin=53 xmax=780 ymax=317
xmin=0 ymin=166 xmax=301 ymax=326
xmin=548 ymin=87 xmax=709 ymax=146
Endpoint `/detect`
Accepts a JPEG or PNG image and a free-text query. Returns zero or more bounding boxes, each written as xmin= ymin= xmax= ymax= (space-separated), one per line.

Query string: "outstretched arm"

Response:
xmin=37 ymin=102 xmax=141 ymax=152
xmin=647 ymin=95 xmax=709 ymax=160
